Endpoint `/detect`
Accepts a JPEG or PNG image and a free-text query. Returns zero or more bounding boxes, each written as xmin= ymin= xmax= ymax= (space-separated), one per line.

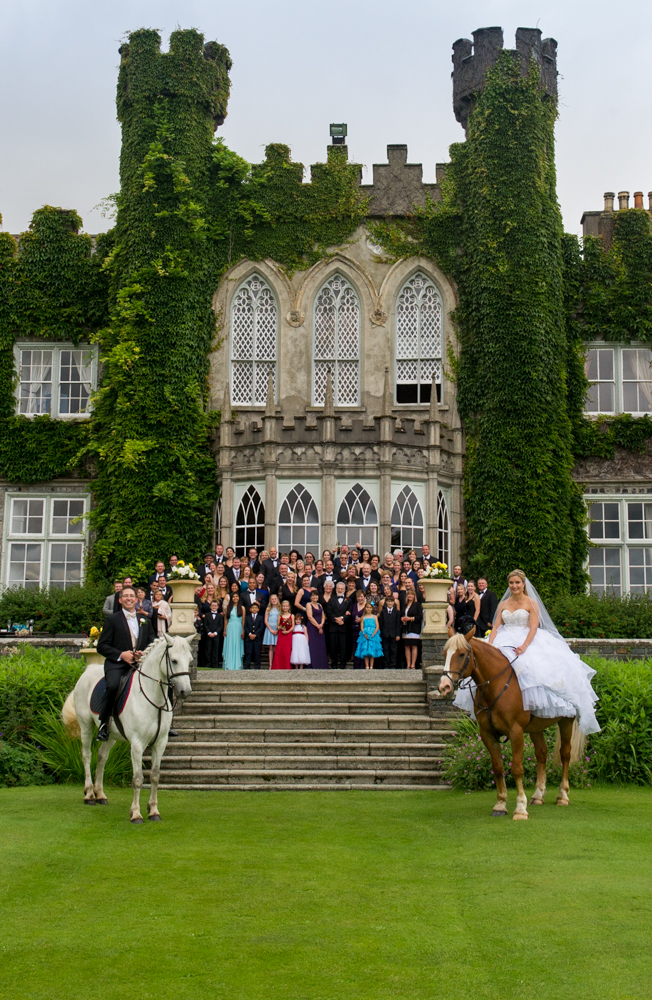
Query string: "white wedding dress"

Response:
xmin=453 ymin=607 xmax=600 ymax=735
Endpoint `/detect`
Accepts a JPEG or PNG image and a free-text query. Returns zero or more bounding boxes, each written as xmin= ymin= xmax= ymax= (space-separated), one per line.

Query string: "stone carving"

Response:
xmin=287 ymin=309 xmax=304 ymax=327
xmin=370 ymin=307 xmax=388 ymax=327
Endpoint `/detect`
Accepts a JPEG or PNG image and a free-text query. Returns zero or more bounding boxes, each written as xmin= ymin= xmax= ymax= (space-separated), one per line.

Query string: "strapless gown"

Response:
xmin=453 ymin=608 xmax=600 ymax=734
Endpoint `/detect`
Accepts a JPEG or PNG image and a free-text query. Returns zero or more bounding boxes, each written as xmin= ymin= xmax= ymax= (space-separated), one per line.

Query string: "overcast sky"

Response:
xmin=1 ymin=0 xmax=651 ymax=237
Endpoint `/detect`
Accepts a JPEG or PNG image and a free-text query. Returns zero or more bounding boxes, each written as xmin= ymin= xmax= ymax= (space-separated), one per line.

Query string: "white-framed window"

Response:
xmin=337 ymin=483 xmax=378 ymax=550
xmin=230 ymin=274 xmax=278 ymax=406
xmin=586 ymin=495 xmax=652 ymax=595
xmin=235 ymin=485 xmax=265 ymax=556
xmin=391 ymin=486 xmax=424 ymax=552
xmin=15 ymin=343 xmax=96 ymax=418
xmin=278 ymin=484 xmax=319 ymax=552
xmin=395 ymin=272 xmax=443 ymax=405
xmin=313 ymin=274 xmax=360 ymax=406
xmin=3 ymin=493 xmax=88 ymax=590
xmin=584 ymin=344 xmax=652 ymax=416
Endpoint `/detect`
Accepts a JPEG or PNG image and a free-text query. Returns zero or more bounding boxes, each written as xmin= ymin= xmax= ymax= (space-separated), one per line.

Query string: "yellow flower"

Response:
xmin=178 ymin=560 xmax=185 ymax=567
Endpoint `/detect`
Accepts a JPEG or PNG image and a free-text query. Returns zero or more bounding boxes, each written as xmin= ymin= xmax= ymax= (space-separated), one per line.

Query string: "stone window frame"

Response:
xmin=2 ymin=491 xmax=89 ymax=590
xmin=390 ymin=485 xmax=425 ymax=553
xmin=436 ymin=490 xmax=450 ymax=568
xmin=235 ymin=485 xmax=266 ymax=556
xmin=394 ymin=271 xmax=444 ymax=406
xmin=311 ymin=272 xmax=361 ymax=407
xmin=13 ymin=341 xmax=98 ymax=419
xmin=229 ymin=273 xmax=279 ymax=407
xmin=336 ymin=482 xmax=378 ymax=551
xmin=586 ymin=494 xmax=652 ymax=595
xmin=277 ymin=483 xmax=320 ymax=553
xmin=584 ymin=342 xmax=652 ymax=417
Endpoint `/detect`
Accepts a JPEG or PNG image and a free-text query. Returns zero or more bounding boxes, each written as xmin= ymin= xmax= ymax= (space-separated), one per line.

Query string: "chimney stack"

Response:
xmin=603 ymin=192 xmax=615 ymax=212
xmin=634 ymin=191 xmax=644 ymax=209
xmin=618 ymin=191 xmax=630 ymax=210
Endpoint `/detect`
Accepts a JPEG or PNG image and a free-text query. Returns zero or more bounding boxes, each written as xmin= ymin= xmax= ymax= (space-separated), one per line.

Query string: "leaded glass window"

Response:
xmin=313 ymin=274 xmax=360 ymax=406
xmin=235 ymin=486 xmax=265 ymax=556
xmin=231 ymin=275 xmax=278 ymax=405
xmin=337 ymin=483 xmax=377 ymax=550
xmin=391 ymin=486 xmax=424 ymax=552
xmin=395 ymin=272 xmax=443 ymax=404
xmin=437 ymin=491 xmax=449 ymax=567
xmin=278 ymin=485 xmax=319 ymax=552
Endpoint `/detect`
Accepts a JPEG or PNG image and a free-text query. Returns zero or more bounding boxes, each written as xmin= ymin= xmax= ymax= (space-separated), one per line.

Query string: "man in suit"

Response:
xmin=379 ymin=593 xmax=402 ymax=669
xmin=148 ymin=561 xmax=167 ymax=588
xmin=246 ymin=547 xmax=261 ymax=576
xmin=198 ymin=551 xmax=216 ymax=582
xmin=241 ymin=578 xmax=260 ymax=612
xmin=421 ymin=543 xmax=433 ymax=568
xmin=202 ymin=600 xmax=224 ymax=668
xmin=326 ymin=582 xmax=351 ymax=669
xmin=103 ymin=580 xmax=123 ymax=616
xmin=96 ymin=586 xmax=157 ymax=741
xmin=333 ymin=545 xmax=350 ymax=575
xmin=477 ymin=578 xmax=498 ymax=637
xmin=261 ymin=547 xmax=281 ymax=589
xmin=357 ymin=563 xmax=374 ymax=594
xmin=224 ymin=556 xmax=243 ymax=588
xmin=244 ymin=602 xmax=266 ymax=670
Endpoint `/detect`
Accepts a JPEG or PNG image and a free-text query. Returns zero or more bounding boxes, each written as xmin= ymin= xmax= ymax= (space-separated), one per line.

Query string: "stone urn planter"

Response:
xmin=420 ymin=578 xmax=452 ymax=635
xmin=167 ymin=578 xmax=200 ymax=636
xmin=79 ymin=646 xmax=104 ymax=667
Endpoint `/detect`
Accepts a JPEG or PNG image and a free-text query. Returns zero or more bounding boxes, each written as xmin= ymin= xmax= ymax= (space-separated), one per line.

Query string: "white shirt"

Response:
xmin=123 ymin=609 xmax=139 ymax=646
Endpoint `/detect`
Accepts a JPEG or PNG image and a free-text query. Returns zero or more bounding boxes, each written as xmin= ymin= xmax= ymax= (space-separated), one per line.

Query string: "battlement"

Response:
xmin=452 ymin=27 xmax=558 ymax=132
xmin=360 ymin=145 xmax=445 ymax=217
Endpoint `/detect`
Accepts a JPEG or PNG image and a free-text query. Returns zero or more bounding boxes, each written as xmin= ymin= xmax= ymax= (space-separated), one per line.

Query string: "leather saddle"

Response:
xmin=90 ymin=669 xmax=136 ymax=718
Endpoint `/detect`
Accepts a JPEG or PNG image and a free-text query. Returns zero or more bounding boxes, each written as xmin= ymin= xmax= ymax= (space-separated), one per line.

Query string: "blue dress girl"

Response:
xmin=355 ymin=603 xmax=383 ymax=670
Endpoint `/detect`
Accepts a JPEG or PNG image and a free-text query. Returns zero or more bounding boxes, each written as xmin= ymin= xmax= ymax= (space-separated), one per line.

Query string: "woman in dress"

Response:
xmin=355 ymin=601 xmax=384 ymax=670
xmin=367 ymin=580 xmax=381 ymax=612
xmin=272 ymin=600 xmax=294 ymax=670
xmin=222 ymin=592 xmax=245 ymax=670
xmin=151 ymin=588 xmax=171 ymax=636
xmin=294 ymin=574 xmax=313 ymax=618
xmin=263 ymin=593 xmax=280 ymax=668
xmin=216 ymin=575 xmax=230 ymax=611
xmin=448 ymin=583 xmax=470 ymax=636
xmin=239 ymin=565 xmax=252 ymax=594
xmin=465 ymin=579 xmax=482 ymax=634
xmin=345 ymin=577 xmax=357 ymax=601
xmin=290 ymin=613 xmax=311 ymax=669
xmin=351 ymin=589 xmax=368 ymax=670
xmin=306 ymin=589 xmax=329 ymax=669
xmin=455 ymin=569 xmax=600 ymax=735
xmin=391 ymin=559 xmax=402 ymax=589
xmin=401 ymin=591 xmax=423 ymax=669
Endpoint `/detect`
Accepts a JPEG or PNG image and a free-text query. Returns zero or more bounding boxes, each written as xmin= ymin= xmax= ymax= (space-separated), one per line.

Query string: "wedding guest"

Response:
xmin=306 ymin=589 xmax=328 ymax=670
xmin=356 ymin=601 xmax=383 ymax=670
xmin=151 ymin=588 xmax=171 ymax=636
xmin=295 ymin=574 xmax=313 ymax=618
xmin=401 ymin=590 xmax=423 ymax=670
xmin=290 ymin=612 xmax=311 ymax=669
xmin=477 ymin=577 xmax=498 ymax=637
xmin=202 ymin=600 xmax=224 ymax=669
xmin=103 ymin=580 xmax=123 ymax=616
xmin=135 ymin=587 xmax=153 ymax=620
xmin=379 ymin=593 xmax=401 ymax=669
xmin=263 ymin=593 xmax=281 ymax=668
xmin=244 ymin=601 xmax=265 ymax=670
xmin=326 ymin=581 xmax=351 ymax=669
xmin=272 ymin=600 xmax=294 ymax=670
xmin=465 ymin=580 xmax=482 ymax=635
xmin=148 ymin=561 xmax=167 ymax=588
xmin=350 ymin=589 xmax=368 ymax=670
xmin=223 ymin=592 xmax=245 ymax=670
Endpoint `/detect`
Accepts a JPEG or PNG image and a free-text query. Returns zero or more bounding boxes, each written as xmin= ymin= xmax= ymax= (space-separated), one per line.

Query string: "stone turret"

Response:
xmin=452 ymin=26 xmax=558 ymax=132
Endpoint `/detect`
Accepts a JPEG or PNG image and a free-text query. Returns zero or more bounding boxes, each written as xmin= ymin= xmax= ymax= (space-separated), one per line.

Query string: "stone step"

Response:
xmin=168 ymin=727 xmax=454 ymax=744
xmin=191 ymin=680 xmax=428 ymax=692
xmin=173 ymin=714 xmax=445 ymax=731
xmin=158 ymin=754 xmax=443 ymax=771
xmin=155 ymin=782 xmax=450 ymax=791
xmin=161 ymin=739 xmax=450 ymax=756
xmin=186 ymin=692 xmax=426 ymax=704
xmin=180 ymin=701 xmax=428 ymax=716
xmin=152 ymin=767 xmax=445 ymax=786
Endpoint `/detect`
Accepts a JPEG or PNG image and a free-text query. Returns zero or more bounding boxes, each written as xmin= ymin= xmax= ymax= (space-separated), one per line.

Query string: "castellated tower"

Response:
xmin=452 ymin=26 xmax=558 ymax=132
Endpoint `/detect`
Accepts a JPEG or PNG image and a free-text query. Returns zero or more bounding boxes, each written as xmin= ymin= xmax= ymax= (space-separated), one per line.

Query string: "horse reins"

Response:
xmin=133 ymin=646 xmax=192 ymax=745
xmin=443 ymin=643 xmax=518 ymax=742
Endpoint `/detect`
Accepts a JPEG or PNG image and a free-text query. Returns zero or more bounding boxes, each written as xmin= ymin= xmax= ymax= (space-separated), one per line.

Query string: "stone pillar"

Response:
xmin=378 ymin=367 xmax=394 ymax=554
xmin=426 ymin=377 xmax=441 ymax=550
xmin=450 ymin=401 xmax=464 ymax=567
xmin=219 ymin=383 xmax=234 ymax=544
xmin=263 ymin=374 xmax=278 ymax=550
xmin=321 ymin=371 xmax=337 ymax=550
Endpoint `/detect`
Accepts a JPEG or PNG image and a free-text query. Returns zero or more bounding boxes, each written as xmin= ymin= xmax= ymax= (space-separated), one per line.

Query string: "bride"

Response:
xmin=454 ymin=568 xmax=600 ymax=735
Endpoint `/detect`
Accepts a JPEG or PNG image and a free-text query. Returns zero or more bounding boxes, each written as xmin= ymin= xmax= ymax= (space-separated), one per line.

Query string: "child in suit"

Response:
xmin=202 ymin=600 xmax=224 ymax=668
xmin=243 ymin=601 xmax=266 ymax=670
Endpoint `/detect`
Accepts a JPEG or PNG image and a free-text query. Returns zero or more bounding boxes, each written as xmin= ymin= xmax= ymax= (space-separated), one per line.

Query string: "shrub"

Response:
xmin=547 ymin=592 xmax=652 ymax=639
xmin=31 ymin=708 xmax=133 ymax=787
xmin=585 ymin=656 xmax=652 ymax=784
xmin=444 ymin=716 xmax=593 ymax=791
xmin=0 ymin=645 xmax=83 ymax=743
xmin=0 ymin=740 xmax=53 ymax=786
xmin=0 ymin=583 xmax=108 ymax=635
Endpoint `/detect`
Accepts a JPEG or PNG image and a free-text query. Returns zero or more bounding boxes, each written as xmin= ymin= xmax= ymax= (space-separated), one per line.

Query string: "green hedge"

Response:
xmin=0 ymin=584 xmax=107 ymax=635
xmin=445 ymin=656 xmax=652 ymax=789
xmin=547 ymin=592 xmax=652 ymax=638
xmin=0 ymin=645 xmax=83 ymax=743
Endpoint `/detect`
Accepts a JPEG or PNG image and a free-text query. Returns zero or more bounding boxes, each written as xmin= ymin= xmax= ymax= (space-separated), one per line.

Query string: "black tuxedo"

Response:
xmin=379 ymin=604 xmax=401 ymax=668
xmin=357 ymin=575 xmax=374 ymax=593
xmin=326 ymin=594 xmax=351 ymax=668
xmin=201 ymin=610 xmax=224 ymax=668
xmin=477 ymin=589 xmax=498 ymax=635
xmin=261 ymin=558 xmax=281 ymax=587
xmin=244 ymin=612 xmax=265 ymax=669
xmin=224 ymin=565 xmax=243 ymax=588
xmin=241 ymin=588 xmax=260 ymax=612
xmin=96 ymin=610 xmax=157 ymax=725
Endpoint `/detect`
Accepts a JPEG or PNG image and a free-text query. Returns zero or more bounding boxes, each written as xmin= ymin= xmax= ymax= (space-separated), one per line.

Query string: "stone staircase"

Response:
xmin=155 ymin=669 xmax=458 ymax=791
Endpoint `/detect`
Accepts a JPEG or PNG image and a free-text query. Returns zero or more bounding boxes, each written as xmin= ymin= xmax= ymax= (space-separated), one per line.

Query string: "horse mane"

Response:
xmin=139 ymin=633 xmax=171 ymax=671
xmin=443 ymin=632 xmax=471 ymax=655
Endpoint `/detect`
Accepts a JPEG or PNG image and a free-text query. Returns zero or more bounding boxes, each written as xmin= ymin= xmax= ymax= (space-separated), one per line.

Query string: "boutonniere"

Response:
xmin=139 ymin=618 xmax=147 ymax=626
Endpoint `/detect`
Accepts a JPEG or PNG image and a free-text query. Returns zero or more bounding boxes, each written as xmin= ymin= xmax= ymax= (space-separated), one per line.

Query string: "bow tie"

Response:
xmin=125 ymin=612 xmax=137 ymax=620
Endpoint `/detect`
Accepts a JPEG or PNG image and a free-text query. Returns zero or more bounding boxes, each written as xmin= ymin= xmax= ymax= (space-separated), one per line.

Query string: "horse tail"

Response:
xmin=62 ymin=690 xmax=81 ymax=739
xmin=553 ymin=719 xmax=585 ymax=766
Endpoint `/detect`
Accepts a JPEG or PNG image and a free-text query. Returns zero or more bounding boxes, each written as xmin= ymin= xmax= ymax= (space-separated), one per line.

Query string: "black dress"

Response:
xmin=455 ymin=598 xmax=478 ymax=635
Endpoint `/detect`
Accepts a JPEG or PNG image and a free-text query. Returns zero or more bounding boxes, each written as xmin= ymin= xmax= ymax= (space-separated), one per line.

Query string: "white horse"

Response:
xmin=62 ymin=633 xmax=194 ymax=823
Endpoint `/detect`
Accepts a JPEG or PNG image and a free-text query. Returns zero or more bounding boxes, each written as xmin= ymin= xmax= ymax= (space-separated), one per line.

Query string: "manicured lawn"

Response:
xmin=1 ymin=787 xmax=651 ymax=1000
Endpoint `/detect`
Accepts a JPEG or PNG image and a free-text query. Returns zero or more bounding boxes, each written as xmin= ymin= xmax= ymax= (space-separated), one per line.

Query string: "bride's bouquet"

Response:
xmin=422 ymin=562 xmax=449 ymax=579
xmin=168 ymin=560 xmax=200 ymax=581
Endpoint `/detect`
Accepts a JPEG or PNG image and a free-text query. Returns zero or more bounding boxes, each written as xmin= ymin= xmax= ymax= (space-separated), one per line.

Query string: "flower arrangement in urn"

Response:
xmin=422 ymin=562 xmax=449 ymax=579
xmin=84 ymin=626 xmax=101 ymax=649
xmin=168 ymin=560 xmax=200 ymax=581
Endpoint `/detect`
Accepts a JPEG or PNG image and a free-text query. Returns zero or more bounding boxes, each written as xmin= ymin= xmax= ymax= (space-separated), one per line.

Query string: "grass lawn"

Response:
xmin=1 ymin=786 xmax=651 ymax=1000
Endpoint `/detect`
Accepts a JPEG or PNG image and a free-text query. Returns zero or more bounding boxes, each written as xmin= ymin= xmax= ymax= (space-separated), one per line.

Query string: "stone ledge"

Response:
xmin=0 ymin=635 xmax=87 ymax=657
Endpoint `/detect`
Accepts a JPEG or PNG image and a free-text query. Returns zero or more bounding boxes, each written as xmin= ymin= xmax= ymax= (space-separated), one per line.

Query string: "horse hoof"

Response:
xmin=95 ymin=798 xmax=108 ymax=806
xmin=83 ymin=798 xmax=96 ymax=805
xmin=556 ymin=798 xmax=569 ymax=806
xmin=148 ymin=814 xmax=162 ymax=822
xmin=513 ymin=812 xmax=529 ymax=821
xmin=491 ymin=809 xmax=508 ymax=817
xmin=130 ymin=817 xmax=144 ymax=825
xmin=529 ymin=798 xmax=544 ymax=806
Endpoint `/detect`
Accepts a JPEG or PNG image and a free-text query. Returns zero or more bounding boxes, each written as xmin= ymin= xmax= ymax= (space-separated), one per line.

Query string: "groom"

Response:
xmin=96 ymin=585 xmax=157 ymax=741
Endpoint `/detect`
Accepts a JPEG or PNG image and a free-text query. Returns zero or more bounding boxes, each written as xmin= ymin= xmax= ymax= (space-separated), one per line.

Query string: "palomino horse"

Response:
xmin=62 ymin=633 xmax=193 ymax=823
xmin=439 ymin=631 xmax=580 ymax=820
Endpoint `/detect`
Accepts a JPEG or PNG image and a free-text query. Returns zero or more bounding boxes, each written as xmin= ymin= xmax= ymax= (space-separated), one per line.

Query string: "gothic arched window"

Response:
xmin=231 ymin=274 xmax=278 ymax=405
xmin=313 ymin=273 xmax=360 ymax=406
xmin=278 ymin=484 xmax=319 ymax=552
xmin=395 ymin=272 xmax=443 ymax=404
xmin=391 ymin=486 xmax=424 ymax=552
xmin=337 ymin=483 xmax=378 ymax=550
xmin=235 ymin=486 xmax=265 ymax=556
xmin=437 ymin=491 xmax=449 ymax=567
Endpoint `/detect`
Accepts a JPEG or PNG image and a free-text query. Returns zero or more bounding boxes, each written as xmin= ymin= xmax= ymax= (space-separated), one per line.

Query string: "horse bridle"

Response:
xmin=134 ymin=646 xmax=192 ymax=745
xmin=442 ymin=644 xmax=518 ymax=740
